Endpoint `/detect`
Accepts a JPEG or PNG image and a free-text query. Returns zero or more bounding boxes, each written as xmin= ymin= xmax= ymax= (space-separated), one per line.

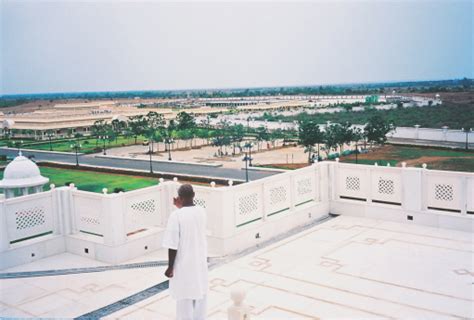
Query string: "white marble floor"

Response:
xmin=1 ymin=216 xmax=473 ymax=319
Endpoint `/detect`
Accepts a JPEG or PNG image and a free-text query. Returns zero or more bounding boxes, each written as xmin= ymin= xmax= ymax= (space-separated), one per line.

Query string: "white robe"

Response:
xmin=162 ymin=206 xmax=208 ymax=300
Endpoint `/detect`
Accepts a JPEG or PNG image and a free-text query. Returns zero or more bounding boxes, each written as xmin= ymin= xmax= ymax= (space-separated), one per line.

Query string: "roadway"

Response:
xmin=0 ymin=148 xmax=278 ymax=181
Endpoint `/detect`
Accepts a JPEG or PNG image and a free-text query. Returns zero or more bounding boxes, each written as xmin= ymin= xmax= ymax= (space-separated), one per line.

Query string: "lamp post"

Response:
xmin=166 ymin=138 xmax=174 ymax=161
xmin=70 ymin=142 xmax=81 ymax=166
xmin=99 ymin=135 xmax=108 ymax=155
xmin=148 ymin=142 xmax=153 ymax=173
xmin=242 ymin=152 xmax=253 ymax=182
xmin=46 ymin=132 xmax=55 ymax=151
xmin=15 ymin=140 xmax=24 ymax=153
xmin=462 ymin=127 xmax=472 ymax=150
xmin=244 ymin=142 xmax=253 ymax=167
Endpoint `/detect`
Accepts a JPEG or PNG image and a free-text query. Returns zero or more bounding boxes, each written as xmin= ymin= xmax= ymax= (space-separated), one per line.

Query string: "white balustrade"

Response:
xmin=1 ymin=161 xmax=472 ymax=269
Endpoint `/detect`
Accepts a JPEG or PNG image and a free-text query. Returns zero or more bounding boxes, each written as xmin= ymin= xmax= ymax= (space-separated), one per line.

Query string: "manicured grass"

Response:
xmin=0 ymin=167 xmax=159 ymax=193
xmin=340 ymin=145 xmax=474 ymax=172
xmin=23 ymin=135 xmax=147 ymax=154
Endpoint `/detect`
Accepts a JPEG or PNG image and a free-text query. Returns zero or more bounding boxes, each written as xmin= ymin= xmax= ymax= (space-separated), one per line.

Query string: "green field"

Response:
xmin=23 ymin=135 xmax=147 ymax=154
xmin=0 ymin=167 xmax=159 ymax=193
xmin=340 ymin=145 xmax=474 ymax=172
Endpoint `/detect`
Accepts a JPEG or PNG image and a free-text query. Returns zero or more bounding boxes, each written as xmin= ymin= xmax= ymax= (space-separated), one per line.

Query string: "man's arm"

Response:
xmin=165 ymin=249 xmax=177 ymax=278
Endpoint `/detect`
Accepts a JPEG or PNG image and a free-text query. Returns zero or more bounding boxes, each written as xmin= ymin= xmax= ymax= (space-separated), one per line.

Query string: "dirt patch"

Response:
xmin=256 ymin=163 xmax=309 ymax=170
xmin=399 ymin=156 xmax=448 ymax=167
xmin=343 ymin=145 xmax=398 ymax=161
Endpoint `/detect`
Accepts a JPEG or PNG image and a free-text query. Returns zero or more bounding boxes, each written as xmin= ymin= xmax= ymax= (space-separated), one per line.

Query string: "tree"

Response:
xmin=364 ymin=115 xmax=394 ymax=147
xmin=111 ymin=118 xmax=127 ymax=143
xmin=350 ymin=127 xmax=364 ymax=163
xmin=176 ymin=111 xmax=196 ymax=131
xmin=256 ymin=126 xmax=270 ymax=151
xmin=298 ymin=120 xmax=324 ymax=163
xmin=322 ymin=124 xmax=341 ymax=158
xmin=145 ymin=112 xmax=165 ymax=152
xmin=128 ymin=115 xmax=146 ymax=144
xmin=230 ymin=124 xmax=245 ymax=155
xmin=91 ymin=120 xmax=108 ymax=147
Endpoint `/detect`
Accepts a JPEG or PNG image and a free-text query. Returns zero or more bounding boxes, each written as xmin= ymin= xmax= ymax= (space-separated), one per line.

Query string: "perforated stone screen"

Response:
xmin=297 ymin=178 xmax=312 ymax=196
xmin=15 ymin=206 xmax=46 ymax=230
xmin=238 ymin=193 xmax=259 ymax=216
xmin=346 ymin=176 xmax=360 ymax=191
xmin=435 ymin=184 xmax=454 ymax=202
xmin=270 ymin=186 xmax=287 ymax=205
xmin=194 ymin=198 xmax=207 ymax=208
xmin=130 ymin=199 xmax=156 ymax=215
xmin=378 ymin=179 xmax=395 ymax=195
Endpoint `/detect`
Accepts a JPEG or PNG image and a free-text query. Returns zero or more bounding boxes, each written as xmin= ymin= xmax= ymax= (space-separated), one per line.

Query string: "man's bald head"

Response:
xmin=178 ymin=184 xmax=195 ymax=201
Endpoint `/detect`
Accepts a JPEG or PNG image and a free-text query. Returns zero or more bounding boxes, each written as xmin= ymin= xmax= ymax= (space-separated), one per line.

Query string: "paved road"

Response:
xmin=0 ymin=148 xmax=277 ymax=181
xmin=387 ymin=138 xmax=473 ymax=149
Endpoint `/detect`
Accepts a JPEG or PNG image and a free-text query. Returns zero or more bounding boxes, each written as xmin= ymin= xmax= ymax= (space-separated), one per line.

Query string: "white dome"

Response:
xmin=0 ymin=154 xmax=49 ymax=188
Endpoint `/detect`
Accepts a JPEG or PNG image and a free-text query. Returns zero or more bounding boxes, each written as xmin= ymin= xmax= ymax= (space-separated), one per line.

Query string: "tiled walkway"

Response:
xmin=1 ymin=216 xmax=473 ymax=319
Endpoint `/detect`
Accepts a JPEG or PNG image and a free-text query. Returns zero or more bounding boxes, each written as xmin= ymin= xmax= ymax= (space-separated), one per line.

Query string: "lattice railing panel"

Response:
xmin=337 ymin=167 xmax=367 ymax=200
xmin=73 ymin=192 xmax=103 ymax=236
xmin=426 ymin=174 xmax=462 ymax=212
xmin=5 ymin=194 xmax=54 ymax=243
xmin=234 ymin=186 xmax=263 ymax=227
xmin=293 ymin=168 xmax=316 ymax=206
xmin=264 ymin=177 xmax=291 ymax=216
xmin=125 ymin=192 xmax=160 ymax=234
xmin=370 ymin=170 xmax=402 ymax=204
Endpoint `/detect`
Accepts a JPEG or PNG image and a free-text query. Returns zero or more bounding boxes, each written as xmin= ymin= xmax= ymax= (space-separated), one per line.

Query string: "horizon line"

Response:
xmin=1 ymin=77 xmax=471 ymax=98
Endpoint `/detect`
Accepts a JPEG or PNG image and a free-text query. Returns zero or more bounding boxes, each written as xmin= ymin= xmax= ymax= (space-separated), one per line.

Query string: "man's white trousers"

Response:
xmin=176 ymin=295 xmax=207 ymax=320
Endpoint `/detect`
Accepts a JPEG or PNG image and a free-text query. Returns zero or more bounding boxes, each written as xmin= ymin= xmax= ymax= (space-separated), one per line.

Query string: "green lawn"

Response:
xmin=340 ymin=145 xmax=474 ymax=172
xmin=23 ymin=135 xmax=147 ymax=154
xmin=0 ymin=167 xmax=159 ymax=193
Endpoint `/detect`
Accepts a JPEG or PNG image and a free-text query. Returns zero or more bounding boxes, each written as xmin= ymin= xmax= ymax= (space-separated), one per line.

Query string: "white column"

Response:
xmin=102 ymin=193 xmax=127 ymax=246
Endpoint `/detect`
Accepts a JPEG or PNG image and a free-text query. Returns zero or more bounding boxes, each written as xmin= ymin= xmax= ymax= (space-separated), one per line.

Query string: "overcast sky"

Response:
xmin=1 ymin=0 xmax=473 ymax=95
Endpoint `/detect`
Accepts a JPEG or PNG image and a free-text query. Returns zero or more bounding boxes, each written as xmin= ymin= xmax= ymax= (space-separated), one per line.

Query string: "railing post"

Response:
xmin=50 ymin=185 xmax=62 ymax=235
xmin=460 ymin=176 xmax=467 ymax=215
xmin=227 ymin=288 xmax=251 ymax=320
xmin=102 ymin=193 xmax=127 ymax=246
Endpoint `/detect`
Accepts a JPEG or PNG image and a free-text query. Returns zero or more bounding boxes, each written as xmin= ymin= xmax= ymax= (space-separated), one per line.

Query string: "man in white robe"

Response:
xmin=162 ymin=184 xmax=208 ymax=320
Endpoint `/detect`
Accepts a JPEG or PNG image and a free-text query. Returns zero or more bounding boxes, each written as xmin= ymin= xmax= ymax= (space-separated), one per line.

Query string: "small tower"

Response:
xmin=0 ymin=152 xmax=49 ymax=198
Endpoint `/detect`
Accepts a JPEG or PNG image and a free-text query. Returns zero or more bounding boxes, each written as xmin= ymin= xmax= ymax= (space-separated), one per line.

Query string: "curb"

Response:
xmin=95 ymin=154 xmax=222 ymax=168
xmin=38 ymin=161 xmax=245 ymax=185
xmin=0 ymin=147 xmax=83 ymax=156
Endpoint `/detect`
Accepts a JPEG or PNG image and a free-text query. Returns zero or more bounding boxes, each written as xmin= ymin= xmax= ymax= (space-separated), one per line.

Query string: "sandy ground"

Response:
xmin=103 ymin=139 xmax=317 ymax=169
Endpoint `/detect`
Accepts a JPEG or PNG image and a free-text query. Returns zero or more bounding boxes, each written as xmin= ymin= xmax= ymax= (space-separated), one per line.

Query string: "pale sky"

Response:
xmin=1 ymin=0 xmax=473 ymax=95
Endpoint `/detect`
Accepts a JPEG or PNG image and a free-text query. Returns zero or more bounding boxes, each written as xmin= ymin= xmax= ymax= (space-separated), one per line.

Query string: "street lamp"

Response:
xmin=148 ymin=142 xmax=153 ymax=173
xmin=99 ymin=135 xmax=108 ymax=155
xmin=70 ymin=142 xmax=82 ymax=166
xmin=46 ymin=132 xmax=55 ymax=151
xmin=166 ymin=138 xmax=174 ymax=161
xmin=244 ymin=142 xmax=253 ymax=166
xmin=242 ymin=152 xmax=253 ymax=182
xmin=462 ymin=128 xmax=472 ymax=150
xmin=15 ymin=140 xmax=24 ymax=153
